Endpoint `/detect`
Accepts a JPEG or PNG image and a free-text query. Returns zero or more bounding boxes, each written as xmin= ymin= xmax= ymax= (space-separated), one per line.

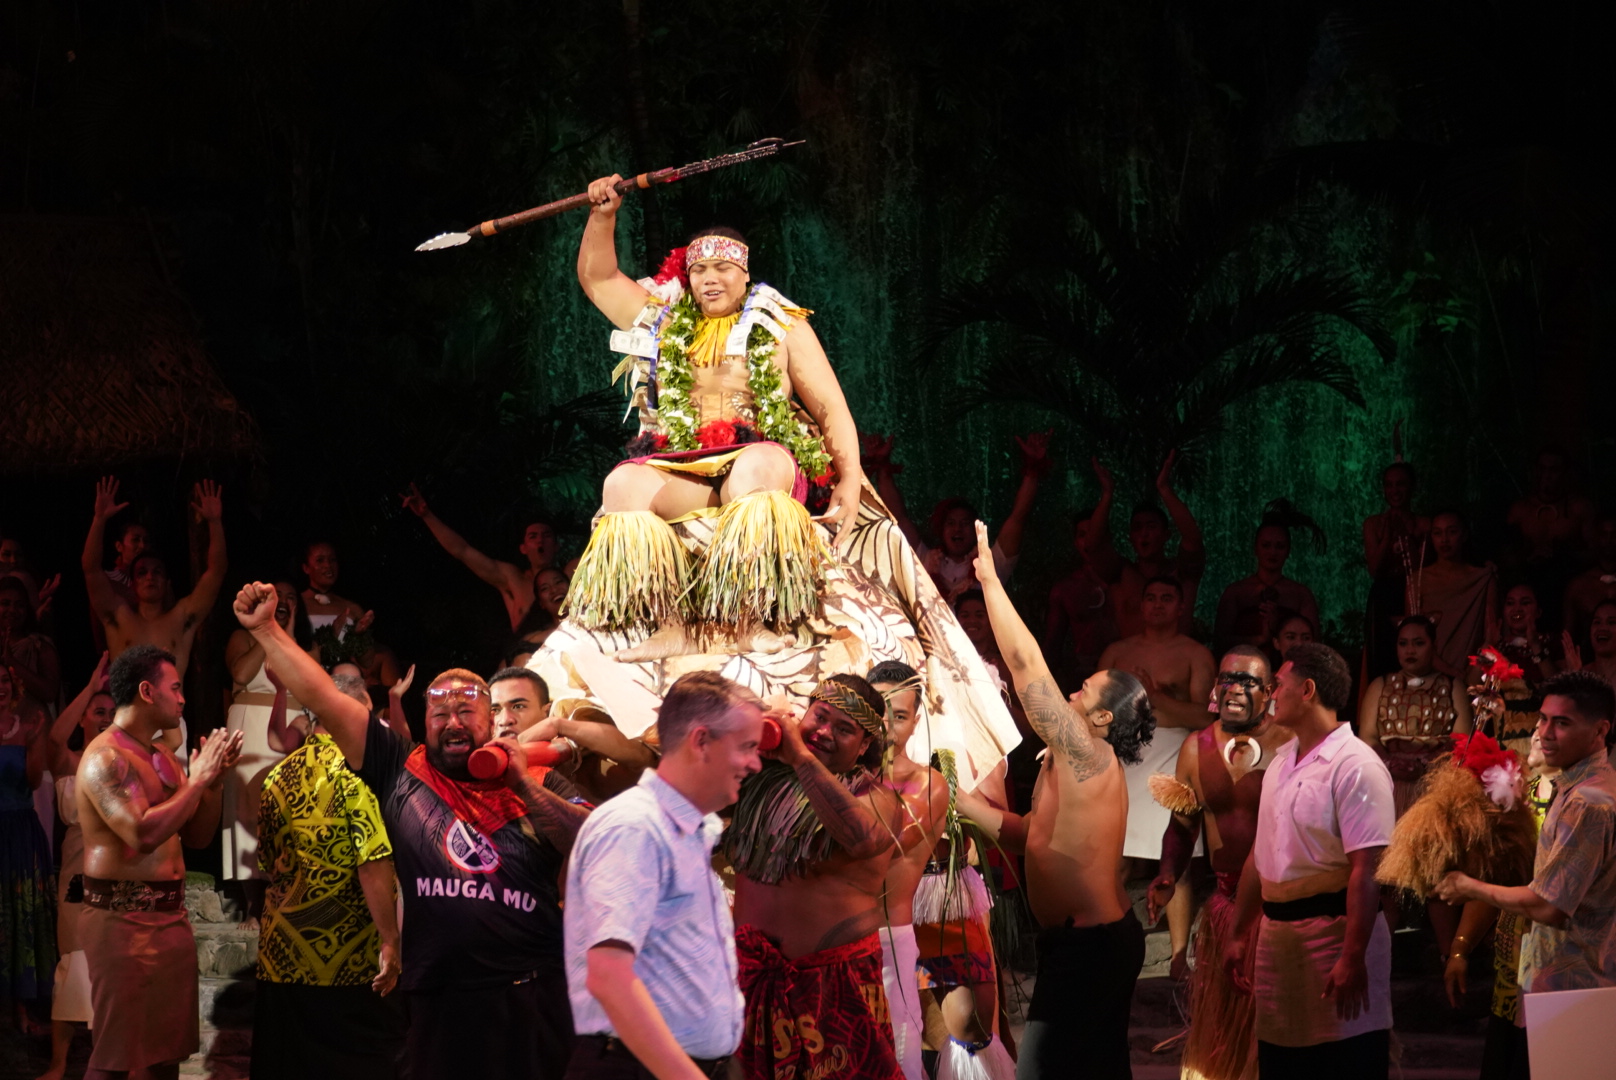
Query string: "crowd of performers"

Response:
xmin=3 ymin=171 xmax=1616 ymax=1080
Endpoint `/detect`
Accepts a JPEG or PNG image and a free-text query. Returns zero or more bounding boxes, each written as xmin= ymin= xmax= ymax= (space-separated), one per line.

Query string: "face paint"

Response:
xmin=1214 ymin=670 xmax=1267 ymax=734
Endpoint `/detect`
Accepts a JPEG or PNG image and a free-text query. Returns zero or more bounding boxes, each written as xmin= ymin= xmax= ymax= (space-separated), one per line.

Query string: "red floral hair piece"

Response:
xmin=653 ymin=246 xmax=689 ymax=287
xmin=1468 ymin=646 xmax=1525 ymax=684
xmin=1450 ymin=730 xmax=1517 ymax=780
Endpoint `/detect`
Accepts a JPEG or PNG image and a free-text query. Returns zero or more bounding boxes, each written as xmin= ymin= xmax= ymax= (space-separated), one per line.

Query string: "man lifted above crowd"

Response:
xmin=722 ymin=674 xmax=909 ymax=1080
xmin=565 ymin=174 xmax=862 ymax=635
xmin=957 ymin=522 xmax=1155 ymax=1080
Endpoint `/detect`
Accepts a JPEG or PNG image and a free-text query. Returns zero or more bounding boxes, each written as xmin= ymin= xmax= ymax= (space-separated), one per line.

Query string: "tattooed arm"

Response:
xmin=516 ymin=779 xmax=591 ymax=856
xmin=796 ymin=756 xmax=902 ymax=860
xmin=491 ymin=737 xmax=591 ymax=855
xmin=80 ymin=746 xmax=208 ymax=854
xmin=973 ymin=521 xmax=1107 ymax=780
xmin=772 ymin=710 xmax=902 ymax=860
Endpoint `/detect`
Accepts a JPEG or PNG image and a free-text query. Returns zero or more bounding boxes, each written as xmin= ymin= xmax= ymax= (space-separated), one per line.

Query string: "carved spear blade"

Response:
xmin=414 ymin=138 xmax=805 ymax=253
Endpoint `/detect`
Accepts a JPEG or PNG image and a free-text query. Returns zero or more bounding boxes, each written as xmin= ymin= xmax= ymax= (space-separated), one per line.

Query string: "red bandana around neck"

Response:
xmin=404 ymin=744 xmax=531 ymax=836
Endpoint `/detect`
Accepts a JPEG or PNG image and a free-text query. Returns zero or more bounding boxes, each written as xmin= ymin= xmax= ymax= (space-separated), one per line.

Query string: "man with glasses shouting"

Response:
xmin=233 ymin=582 xmax=590 ymax=1080
xmin=1146 ymin=646 xmax=1293 ymax=1080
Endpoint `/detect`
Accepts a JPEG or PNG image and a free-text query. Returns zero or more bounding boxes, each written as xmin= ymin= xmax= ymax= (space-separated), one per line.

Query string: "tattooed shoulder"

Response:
xmin=1020 ymin=677 xmax=1106 ymax=783
xmin=83 ymin=746 xmax=139 ymax=817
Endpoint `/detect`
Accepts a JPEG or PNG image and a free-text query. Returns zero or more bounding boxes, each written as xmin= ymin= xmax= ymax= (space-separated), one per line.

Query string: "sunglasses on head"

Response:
xmin=425 ymin=685 xmax=488 ymax=705
xmin=1216 ymin=672 xmax=1268 ymax=690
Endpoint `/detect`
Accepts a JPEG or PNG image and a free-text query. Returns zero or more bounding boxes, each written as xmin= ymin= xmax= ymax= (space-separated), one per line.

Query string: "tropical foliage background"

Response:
xmin=3 ymin=0 xmax=1613 ymax=678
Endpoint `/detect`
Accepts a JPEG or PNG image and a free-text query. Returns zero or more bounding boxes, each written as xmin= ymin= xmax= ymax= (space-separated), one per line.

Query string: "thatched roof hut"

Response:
xmin=0 ymin=215 xmax=259 ymax=474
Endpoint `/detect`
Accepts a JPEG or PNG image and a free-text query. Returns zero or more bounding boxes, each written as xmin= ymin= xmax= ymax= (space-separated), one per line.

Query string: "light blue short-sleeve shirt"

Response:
xmin=563 ymin=769 xmax=743 ymax=1059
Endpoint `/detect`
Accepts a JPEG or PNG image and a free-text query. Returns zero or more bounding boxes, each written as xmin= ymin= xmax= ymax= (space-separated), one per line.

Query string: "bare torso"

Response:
xmin=102 ymin=604 xmax=203 ymax=679
xmin=1024 ymin=750 xmax=1131 ymax=928
xmin=735 ymin=844 xmax=897 ymax=960
xmin=76 ymin=730 xmax=190 ymax=881
xmin=686 ymin=353 xmax=795 ymax=428
xmin=881 ymin=758 xmax=950 ymax=926
xmin=734 ymin=770 xmax=903 ymax=959
xmin=1185 ymin=723 xmax=1293 ymax=875
xmin=1100 ymin=633 xmax=1204 ymax=707
xmin=1509 ymin=495 xmax=1593 ymax=561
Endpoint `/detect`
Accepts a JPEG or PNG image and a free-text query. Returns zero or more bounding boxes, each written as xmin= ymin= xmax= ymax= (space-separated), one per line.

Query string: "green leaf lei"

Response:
xmin=648 ymin=286 xmax=832 ymax=480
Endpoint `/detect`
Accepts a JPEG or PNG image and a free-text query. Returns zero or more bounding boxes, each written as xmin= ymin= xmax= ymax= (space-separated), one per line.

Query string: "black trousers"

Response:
xmin=251 ymin=980 xmax=405 ymax=1080
xmin=1257 ymin=1028 xmax=1390 ymax=1080
xmin=1016 ymin=910 xmax=1145 ymax=1079
xmin=404 ymin=970 xmax=574 ymax=1080
xmin=1480 ymin=1014 xmax=1531 ymax=1080
xmin=562 ymin=1034 xmax=740 ymax=1079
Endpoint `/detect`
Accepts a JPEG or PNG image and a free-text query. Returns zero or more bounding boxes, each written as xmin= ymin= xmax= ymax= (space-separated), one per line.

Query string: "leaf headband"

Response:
xmin=810 ymin=680 xmax=888 ymax=741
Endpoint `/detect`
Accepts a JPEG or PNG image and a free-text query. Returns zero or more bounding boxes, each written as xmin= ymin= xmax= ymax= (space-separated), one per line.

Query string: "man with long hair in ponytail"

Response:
xmin=955 ymin=522 xmax=1155 ymax=1080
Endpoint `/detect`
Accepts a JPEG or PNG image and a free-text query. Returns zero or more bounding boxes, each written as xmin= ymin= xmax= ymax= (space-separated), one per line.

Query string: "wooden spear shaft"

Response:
xmin=415 ymin=137 xmax=804 ymax=252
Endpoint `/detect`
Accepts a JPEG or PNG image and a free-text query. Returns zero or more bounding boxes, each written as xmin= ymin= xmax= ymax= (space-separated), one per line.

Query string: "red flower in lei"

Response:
xmin=696 ymin=420 xmax=737 ymax=449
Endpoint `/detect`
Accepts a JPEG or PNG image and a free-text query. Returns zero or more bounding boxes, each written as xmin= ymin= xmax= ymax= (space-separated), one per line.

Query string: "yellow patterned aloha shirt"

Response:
xmin=257 ymin=733 xmax=393 ymax=985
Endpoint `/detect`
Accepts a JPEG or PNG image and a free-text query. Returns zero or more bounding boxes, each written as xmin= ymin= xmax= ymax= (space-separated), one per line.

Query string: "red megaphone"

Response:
xmin=468 ymin=741 xmax=567 ymax=780
xmin=759 ymin=716 xmax=781 ymax=751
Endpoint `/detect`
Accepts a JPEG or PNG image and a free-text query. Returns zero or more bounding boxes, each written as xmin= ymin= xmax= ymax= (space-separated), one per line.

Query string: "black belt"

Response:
xmin=1263 ymin=888 xmax=1348 ymax=922
xmin=576 ymin=1033 xmax=734 ymax=1078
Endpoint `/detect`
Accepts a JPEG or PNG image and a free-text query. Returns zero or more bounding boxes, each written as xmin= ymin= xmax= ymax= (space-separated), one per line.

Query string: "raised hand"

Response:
xmin=1155 ymin=449 xmax=1179 ymax=492
xmin=400 ymin=483 xmax=429 ymax=518
xmin=91 ymin=650 xmax=111 ymax=691
xmin=355 ymin=610 xmax=376 ymax=634
xmin=1561 ymin=629 xmax=1583 ymax=672
xmin=392 ymin=664 xmax=416 ymax=697
xmin=587 ymin=174 xmax=624 ymax=217
xmin=191 ymin=480 xmax=223 ymax=522
xmin=973 ymin=520 xmax=1000 ymax=587
xmin=1015 ymin=430 xmax=1052 ymax=475
xmin=1090 ymin=457 xmax=1114 ymax=495
xmin=859 ymin=433 xmax=899 ymax=475
xmin=34 ymin=573 xmax=60 ymax=621
xmin=93 ymin=476 xmax=129 ymax=521
xmin=233 ymin=582 xmax=279 ymax=632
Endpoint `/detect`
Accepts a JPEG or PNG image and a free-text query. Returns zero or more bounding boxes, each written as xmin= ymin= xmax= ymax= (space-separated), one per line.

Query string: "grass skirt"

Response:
xmin=1182 ymin=883 xmax=1257 ymax=1080
xmin=563 ymin=510 xmax=691 ymax=632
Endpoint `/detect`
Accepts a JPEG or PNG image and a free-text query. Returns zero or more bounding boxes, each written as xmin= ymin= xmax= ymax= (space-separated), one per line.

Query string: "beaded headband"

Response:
xmin=810 ymin=681 xmax=887 ymax=742
xmin=684 ymin=234 xmax=749 ymax=271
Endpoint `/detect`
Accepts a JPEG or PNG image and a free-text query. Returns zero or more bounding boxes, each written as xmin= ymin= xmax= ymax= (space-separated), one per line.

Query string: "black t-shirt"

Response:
xmin=357 ymin=716 xmax=573 ymax=992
